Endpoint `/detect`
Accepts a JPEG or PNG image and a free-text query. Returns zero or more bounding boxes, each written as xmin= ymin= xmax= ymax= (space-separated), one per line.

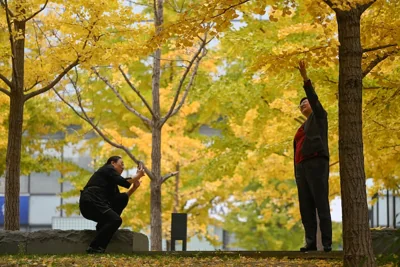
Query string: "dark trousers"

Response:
xmin=295 ymin=157 xmax=332 ymax=247
xmin=80 ymin=193 xmax=129 ymax=249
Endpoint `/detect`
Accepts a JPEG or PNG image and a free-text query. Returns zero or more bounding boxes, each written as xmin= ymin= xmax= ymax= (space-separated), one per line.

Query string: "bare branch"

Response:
xmin=0 ymin=73 xmax=12 ymax=88
xmin=363 ymin=44 xmax=398 ymax=53
xmin=360 ymin=0 xmax=377 ymax=13
xmin=161 ymin=171 xmax=179 ymax=184
xmin=92 ymin=67 xmax=152 ymax=126
xmin=322 ymin=0 xmax=334 ymax=8
xmin=4 ymin=0 xmax=19 ymax=90
xmin=53 ymin=81 xmax=154 ymax=180
xmin=0 ymin=0 xmax=14 ymax=17
xmin=24 ymin=59 xmax=79 ymax=101
xmin=372 ymin=119 xmax=399 ymax=131
xmin=362 ymin=50 xmax=398 ymax=78
xmin=25 ymin=77 xmax=44 ymax=92
xmin=33 ymin=19 xmax=53 ymax=48
xmin=163 ymin=48 xmax=207 ymax=121
xmin=118 ymin=65 xmax=155 ymax=118
xmin=23 ymin=0 xmax=49 ymax=22
xmin=294 ymin=118 xmax=305 ymax=125
xmin=329 ymin=161 xmax=339 ymax=167
xmin=324 ymin=76 xmax=337 ymax=84
xmin=162 ymin=38 xmax=207 ymax=124
xmin=0 ymin=87 xmax=10 ymax=96
xmin=378 ymin=144 xmax=400 ymax=150
xmin=211 ymin=0 xmax=251 ymax=19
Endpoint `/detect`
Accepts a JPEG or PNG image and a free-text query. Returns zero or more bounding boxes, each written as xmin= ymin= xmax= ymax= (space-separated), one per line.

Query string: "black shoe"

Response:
xmin=300 ymin=244 xmax=317 ymax=252
xmin=86 ymin=246 xmax=105 ymax=254
xmin=323 ymin=246 xmax=332 ymax=252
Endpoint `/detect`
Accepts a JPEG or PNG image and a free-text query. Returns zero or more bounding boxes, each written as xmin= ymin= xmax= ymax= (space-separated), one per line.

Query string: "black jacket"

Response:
xmin=294 ymin=80 xmax=329 ymax=165
xmin=80 ymin=164 xmax=131 ymax=213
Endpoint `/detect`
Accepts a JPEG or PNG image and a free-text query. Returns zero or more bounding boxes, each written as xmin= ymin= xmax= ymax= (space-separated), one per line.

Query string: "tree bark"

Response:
xmin=150 ymin=124 xmax=162 ymax=251
xmin=4 ymin=18 xmax=26 ymax=230
xmin=150 ymin=45 xmax=162 ymax=252
xmin=336 ymin=10 xmax=376 ymax=267
xmin=4 ymin=92 xmax=24 ymax=230
xmin=149 ymin=0 xmax=164 ymax=251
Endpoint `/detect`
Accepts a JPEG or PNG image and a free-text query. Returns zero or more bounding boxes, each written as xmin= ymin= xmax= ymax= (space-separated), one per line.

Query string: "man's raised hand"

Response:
xmin=298 ymin=60 xmax=309 ymax=81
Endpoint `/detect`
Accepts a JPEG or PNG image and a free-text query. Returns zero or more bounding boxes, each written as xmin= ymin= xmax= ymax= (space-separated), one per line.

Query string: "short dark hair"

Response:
xmin=299 ymin=97 xmax=308 ymax=106
xmin=106 ymin=156 xmax=122 ymax=165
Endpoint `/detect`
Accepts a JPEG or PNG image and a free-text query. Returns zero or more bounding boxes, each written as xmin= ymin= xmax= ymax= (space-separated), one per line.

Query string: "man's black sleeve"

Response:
xmin=104 ymin=165 xmax=131 ymax=189
xmin=303 ymin=79 xmax=327 ymax=118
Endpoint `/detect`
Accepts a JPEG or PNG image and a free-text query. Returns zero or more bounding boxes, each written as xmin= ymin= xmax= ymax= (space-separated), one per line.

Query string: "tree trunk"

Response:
xmin=150 ymin=46 xmax=162 ymax=251
xmin=337 ymin=10 xmax=376 ymax=267
xmin=4 ymin=18 xmax=26 ymax=230
xmin=150 ymin=125 xmax=162 ymax=251
xmin=149 ymin=0 xmax=164 ymax=251
xmin=4 ymin=92 xmax=24 ymax=230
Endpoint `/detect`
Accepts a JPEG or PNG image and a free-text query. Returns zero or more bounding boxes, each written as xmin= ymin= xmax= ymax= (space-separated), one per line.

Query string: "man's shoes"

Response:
xmin=86 ymin=246 xmax=105 ymax=254
xmin=300 ymin=244 xmax=317 ymax=252
xmin=323 ymin=246 xmax=332 ymax=252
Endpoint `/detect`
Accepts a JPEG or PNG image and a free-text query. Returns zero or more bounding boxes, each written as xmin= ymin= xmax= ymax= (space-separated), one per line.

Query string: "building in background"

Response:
xmin=0 ymin=135 xmax=92 ymax=231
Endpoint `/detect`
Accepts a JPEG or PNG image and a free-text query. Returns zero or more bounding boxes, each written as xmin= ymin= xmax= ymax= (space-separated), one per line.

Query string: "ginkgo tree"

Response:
xmin=0 ymin=0 xmax=119 ymax=229
xmin=54 ymin=1 xmax=211 ymax=250
xmin=178 ymin=0 xmax=399 ymax=264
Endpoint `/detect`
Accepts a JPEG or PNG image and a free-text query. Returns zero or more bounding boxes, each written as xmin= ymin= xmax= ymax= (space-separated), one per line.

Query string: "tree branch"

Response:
xmin=161 ymin=39 xmax=207 ymax=125
xmin=322 ymin=0 xmax=334 ymax=9
xmin=5 ymin=0 xmax=19 ymax=90
xmin=163 ymin=48 xmax=207 ymax=123
xmin=23 ymin=0 xmax=49 ymax=22
xmin=0 ymin=73 xmax=12 ymax=88
xmin=211 ymin=0 xmax=251 ymax=19
xmin=24 ymin=78 xmax=43 ymax=92
xmin=24 ymin=59 xmax=79 ymax=101
xmin=161 ymin=171 xmax=179 ymax=184
xmin=329 ymin=161 xmax=339 ymax=167
xmin=92 ymin=67 xmax=152 ymax=126
xmin=324 ymin=76 xmax=337 ymax=84
xmin=0 ymin=0 xmax=14 ymax=17
xmin=53 ymin=80 xmax=154 ymax=180
xmin=362 ymin=43 xmax=398 ymax=53
xmin=360 ymin=0 xmax=377 ymax=13
xmin=118 ymin=65 xmax=155 ymax=118
xmin=378 ymin=144 xmax=400 ymax=150
xmin=0 ymin=87 xmax=10 ymax=96
xmin=362 ymin=50 xmax=398 ymax=78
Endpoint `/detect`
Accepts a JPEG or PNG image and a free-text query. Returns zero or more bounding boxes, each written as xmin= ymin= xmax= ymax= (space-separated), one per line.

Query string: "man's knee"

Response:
xmin=112 ymin=217 xmax=123 ymax=228
xmin=104 ymin=212 xmax=123 ymax=229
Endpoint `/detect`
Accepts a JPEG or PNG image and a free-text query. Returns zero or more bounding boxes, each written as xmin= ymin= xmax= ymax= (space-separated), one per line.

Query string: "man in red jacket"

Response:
xmin=294 ymin=60 xmax=332 ymax=252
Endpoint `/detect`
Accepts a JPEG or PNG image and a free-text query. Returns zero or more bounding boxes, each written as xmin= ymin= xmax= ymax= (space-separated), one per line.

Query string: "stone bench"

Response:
xmin=0 ymin=229 xmax=148 ymax=254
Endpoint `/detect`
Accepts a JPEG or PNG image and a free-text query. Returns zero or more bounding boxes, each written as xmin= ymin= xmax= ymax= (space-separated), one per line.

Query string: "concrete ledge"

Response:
xmin=0 ymin=229 xmax=149 ymax=254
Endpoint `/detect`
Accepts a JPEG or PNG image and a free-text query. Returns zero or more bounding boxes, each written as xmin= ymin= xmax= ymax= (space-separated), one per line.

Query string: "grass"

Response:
xmin=0 ymin=254 xmax=343 ymax=267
